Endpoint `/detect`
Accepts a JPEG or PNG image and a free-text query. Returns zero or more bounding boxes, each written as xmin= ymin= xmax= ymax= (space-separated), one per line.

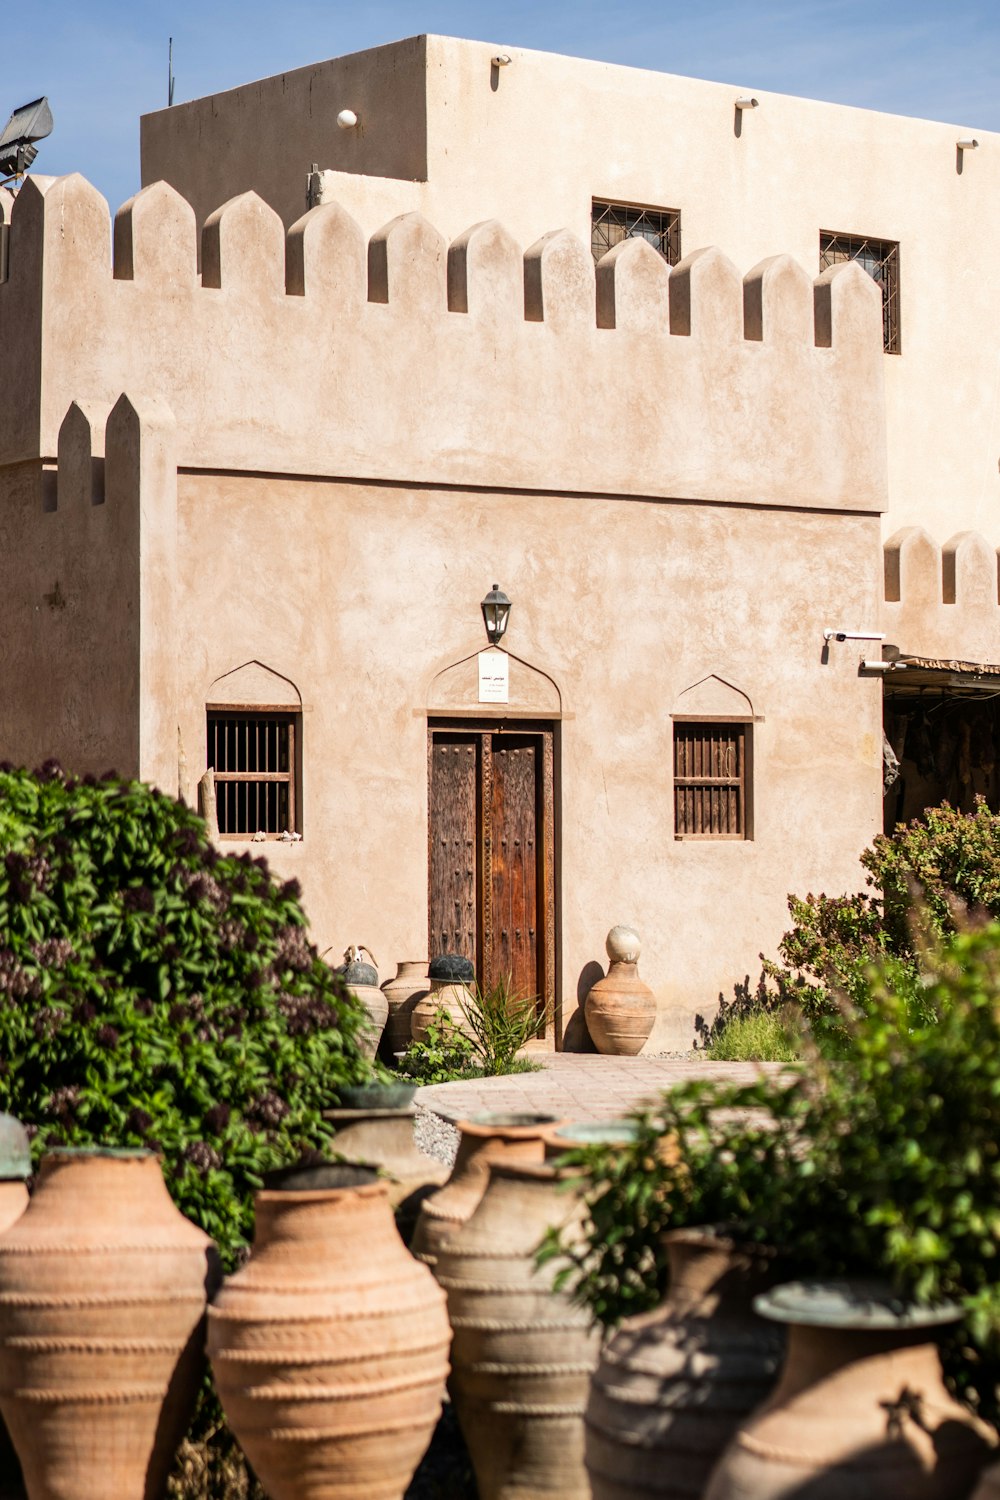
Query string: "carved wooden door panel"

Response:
xmin=428 ymin=722 xmax=556 ymax=1038
xmin=490 ymin=737 xmax=539 ymax=1004
xmin=428 ymin=734 xmax=479 ymax=964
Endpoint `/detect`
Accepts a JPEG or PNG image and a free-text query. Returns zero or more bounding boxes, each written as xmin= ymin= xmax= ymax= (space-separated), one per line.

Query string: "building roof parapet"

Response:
xmin=0 ymin=172 xmax=886 ymax=513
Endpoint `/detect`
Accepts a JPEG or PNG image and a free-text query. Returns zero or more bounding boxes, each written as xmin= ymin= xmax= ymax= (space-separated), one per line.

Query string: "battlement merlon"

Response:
xmin=0 ymin=173 xmax=887 ymax=512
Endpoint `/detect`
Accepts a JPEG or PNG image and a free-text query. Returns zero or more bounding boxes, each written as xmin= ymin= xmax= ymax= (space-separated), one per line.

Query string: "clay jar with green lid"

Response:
xmin=703 ymin=1279 xmax=996 ymax=1499
xmin=0 ymin=1146 xmax=218 ymax=1500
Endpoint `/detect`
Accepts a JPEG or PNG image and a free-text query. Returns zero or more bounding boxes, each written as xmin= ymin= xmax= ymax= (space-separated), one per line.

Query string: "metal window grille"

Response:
xmin=592 ymin=200 xmax=682 ymax=266
xmin=819 ymin=232 xmax=900 ymax=354
xmin=207 ymin=711 xmax=297 ymax=837
xmin=674 ymin=722 xmax=747 ymax=840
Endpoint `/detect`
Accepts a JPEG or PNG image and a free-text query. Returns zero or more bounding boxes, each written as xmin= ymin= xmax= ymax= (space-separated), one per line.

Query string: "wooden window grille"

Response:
xmin=207 ymin=710 xmax=298 ymax=838
xmin=819 ymin=231 xmax=900 ymax=354
xmin=674 ymin=722 xmax=749 ymax=840
xmin=592 ymin=199 xmax=682 ymax=266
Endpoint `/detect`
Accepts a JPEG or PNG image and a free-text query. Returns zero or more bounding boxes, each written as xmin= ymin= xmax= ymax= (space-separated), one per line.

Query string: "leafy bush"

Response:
xmin=397 ymin=1012 xmax=479 ymax=1084
xmin=548 ymin=919 xmax=1000 ymax=1421
xmin=0 ymin=765 xmax=375 ymax=1497
xmin=0 ymin=765 xmax=371 ymax=1261
xmin=763 ymin=799 xmax=1000 ymax=1030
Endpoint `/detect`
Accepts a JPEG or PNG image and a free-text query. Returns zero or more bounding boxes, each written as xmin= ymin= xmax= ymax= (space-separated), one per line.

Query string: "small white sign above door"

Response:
xmin=478 ymin=650 xmax=509 ymax=704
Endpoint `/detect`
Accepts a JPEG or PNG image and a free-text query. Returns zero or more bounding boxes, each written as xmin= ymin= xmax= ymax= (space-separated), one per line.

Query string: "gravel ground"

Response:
xmin=413 ymin=1103 xmax=460 ymax=1168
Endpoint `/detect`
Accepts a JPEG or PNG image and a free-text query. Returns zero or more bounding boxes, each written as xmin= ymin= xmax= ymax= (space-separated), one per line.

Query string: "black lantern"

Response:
xmin=481 ymin=584 xmax=511 ymax=646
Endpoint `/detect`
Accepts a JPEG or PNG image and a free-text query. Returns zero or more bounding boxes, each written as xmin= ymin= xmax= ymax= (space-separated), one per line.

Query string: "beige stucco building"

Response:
xmin=1 ymin=37 xmax=997 ymax=1046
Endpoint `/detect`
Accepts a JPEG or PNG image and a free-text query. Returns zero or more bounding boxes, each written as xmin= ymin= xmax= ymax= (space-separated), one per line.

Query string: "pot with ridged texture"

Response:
xmin=703 ymin=1280 xmax=996 ymax=1500
xmin=410 ymin=1113 xmax=559 ymax=1271
xmin=0 ymin=1147 xmax=217 ymax=1500
xmin=322 ymin=1105 xmax=448 ymax=1244
xmin=437 ymin=1158 xmax=602 ymax=1500
xmin=208 ymin=1163 xmax=451 ymax=1500
xmin=586 ymin=1226 xmax=784 ymax=1500
xmin=584 ymin=926 xmax=657 ymax=1056
xmin=380 ymin=961 xmax=430 ymax=1060
xmin=335 ymin=949 xmax=388 ymax=1060
xmin=410 ymin=954 xmax=477 ymax=1047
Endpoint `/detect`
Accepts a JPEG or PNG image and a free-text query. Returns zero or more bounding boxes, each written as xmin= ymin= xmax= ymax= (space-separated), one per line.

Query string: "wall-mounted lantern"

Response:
xmin=481 ymin=584 xmax=511 ymax=646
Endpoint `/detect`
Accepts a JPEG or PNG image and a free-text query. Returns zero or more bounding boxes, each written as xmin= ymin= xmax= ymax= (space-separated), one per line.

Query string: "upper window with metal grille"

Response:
xmin=207 ymin=710 xmax=299 ymax=838
xmin=819 ymin=232 xmax=900 ymax=354
xmin=591 ymin=200 xmax=682 ymax=266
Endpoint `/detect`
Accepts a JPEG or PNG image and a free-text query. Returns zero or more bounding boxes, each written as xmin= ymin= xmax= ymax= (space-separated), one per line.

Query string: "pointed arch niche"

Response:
xmin=427 ymin=647 xmax=563 ymax=719
xmin=670 ymin=675 xmax=760 ymax=841
xmin=206 ymin=661 xmax=303 ymax=839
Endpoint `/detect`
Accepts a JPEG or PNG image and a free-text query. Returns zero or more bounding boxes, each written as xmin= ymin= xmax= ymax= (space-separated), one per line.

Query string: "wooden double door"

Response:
xmin=428 ymin=721 xmax=556 ymax=1037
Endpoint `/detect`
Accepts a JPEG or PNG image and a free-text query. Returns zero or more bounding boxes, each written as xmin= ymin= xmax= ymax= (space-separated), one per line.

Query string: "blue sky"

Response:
xmin=16 ymin=1 xmax=1000 ymax=212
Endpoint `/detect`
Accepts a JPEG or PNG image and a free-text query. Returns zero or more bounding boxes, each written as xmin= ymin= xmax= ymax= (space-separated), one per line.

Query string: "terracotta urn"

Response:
xmin=410 ymin=1112 xmax=559 ymax=1270
xmin=585 ymin=925 xmax=657 ymax=1055
xmin=335 ymin=947 xmax=388 ymax=1059
xmin=322 ymin=1104 xmax=449 ymax=1243
xmin=703 ymin=1280 xmax=996 ymax=1500
xmin=380 ymin=960 xmax=430 ymax=1060
xmin=586 ymin=1226 xmax=784 ymax=1500
xmin=438 ymin=1158 xmax=602 ymax=1500
xmin=208 ymin=1163 xmax=450 ymax=1500
xmin=410 ymin=953 xmax=477 ymax=1047
xmin=0 ymin=1147 xmax=217 ymax=1500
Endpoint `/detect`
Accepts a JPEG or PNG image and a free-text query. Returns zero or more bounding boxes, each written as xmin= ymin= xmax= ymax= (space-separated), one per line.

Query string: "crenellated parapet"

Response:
xmin=883 ymin=527 xmax=1000 ymax=662
xmin=0 ymin=173 xmax=886 ymax=510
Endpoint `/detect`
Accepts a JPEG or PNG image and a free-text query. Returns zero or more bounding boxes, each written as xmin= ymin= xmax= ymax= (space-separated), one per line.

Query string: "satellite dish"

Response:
xmin=0 ymin=97 xmax=54 ymax=180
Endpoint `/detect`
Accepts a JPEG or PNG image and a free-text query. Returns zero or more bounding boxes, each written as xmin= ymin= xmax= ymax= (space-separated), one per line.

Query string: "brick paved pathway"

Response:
xmin=415 ymin=1053 xmax=781 ymax=1124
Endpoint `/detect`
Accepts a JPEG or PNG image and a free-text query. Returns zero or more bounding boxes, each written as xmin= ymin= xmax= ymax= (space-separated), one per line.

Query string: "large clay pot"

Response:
xmin=0 ymin=1147 xmax=217 ymax=1500
xmin=703 ymin=1279 xmax=996 ymax=1500
xmin=323 ymin=1105 xmax=448 ymax=1243
xmin=380 ymin=960 xmax=430 ymax=1060
xmin=410 ymin=1113 xmax=559 ymax=1270
xmin=336 ymin=952 xmax=388 ymax=1060
xmin=438 ymin=1158 xmax=602 ymax=1500
xmin=208 ymin=1163 xmax=450 ymax=1500
xmin=585 ymin=1226 xmax=783 ymax=1499
xmin=585 ymin=926 xmax=657 ymax=1055
xmin=410 ymin=954 xmax=477 ymax=1047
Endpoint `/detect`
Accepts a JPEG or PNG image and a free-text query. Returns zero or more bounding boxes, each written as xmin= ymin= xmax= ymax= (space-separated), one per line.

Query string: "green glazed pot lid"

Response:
xmin=468 ymin=1112 xmax=559 ymax=1128
xmin=551 ymin=1121 xmax=640 ymax=1145
xmin=336 ymin=1081 xmax=417 ymax=1110
xmin=0 ymin=1114 xmax=31 ymax=1179
xmin=44 ymin=1146 xmax=154 ymax=1161
xmin=754 ymin=1279 xmax=962 ymax=1330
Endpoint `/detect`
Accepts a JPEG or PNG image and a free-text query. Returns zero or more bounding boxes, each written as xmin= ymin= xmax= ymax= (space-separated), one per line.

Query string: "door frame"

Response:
xmin=427 ymin=717 xmax=560 ymax=1046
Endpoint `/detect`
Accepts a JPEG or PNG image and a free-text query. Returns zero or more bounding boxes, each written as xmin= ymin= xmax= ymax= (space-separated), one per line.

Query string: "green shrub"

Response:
xmin=764 ymin=799 xmax=1000 ymax=1031
xmin=548 ymin=919 xmax=1000 ymax=1421
xmin=0 ymin=765 xmax=371 ymax=1261
xmin=0 ymin=764 xmax=375 ymax=1496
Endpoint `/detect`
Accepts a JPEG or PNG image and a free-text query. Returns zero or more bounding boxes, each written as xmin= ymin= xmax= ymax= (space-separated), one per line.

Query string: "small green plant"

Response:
xmin=397 ymin=1012 xmax=478 ymax=1084
xmin=704 ymin=1008 xmax=802 ymax=1062
xmin=458 ymin=973 xmax=547 ymax=1076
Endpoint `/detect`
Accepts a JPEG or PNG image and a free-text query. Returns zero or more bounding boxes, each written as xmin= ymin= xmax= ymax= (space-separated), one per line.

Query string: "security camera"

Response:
xmin=823 ymin=629 xmax=885 ymax=643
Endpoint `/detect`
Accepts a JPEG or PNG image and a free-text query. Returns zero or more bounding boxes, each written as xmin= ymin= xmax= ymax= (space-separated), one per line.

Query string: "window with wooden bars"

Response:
xmin=819 ymin=231 xmax=900 ymax=354
xmin=591 ymin=199 xmax=682 ymax=266
xmin=207 ymin=710 xmax=299 ymax=838
xmin=673 ymin=721 xmax=750 ymax=840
